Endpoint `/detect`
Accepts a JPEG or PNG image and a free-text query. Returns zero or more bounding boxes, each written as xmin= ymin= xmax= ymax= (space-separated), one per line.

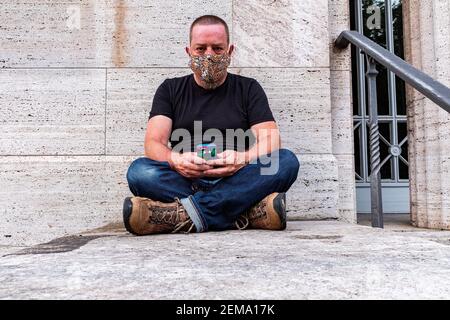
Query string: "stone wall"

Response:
xmin=0 ymin=0 xmax=355 ymax=245
xmin=404 ymin=0 xmax=450 ymax=229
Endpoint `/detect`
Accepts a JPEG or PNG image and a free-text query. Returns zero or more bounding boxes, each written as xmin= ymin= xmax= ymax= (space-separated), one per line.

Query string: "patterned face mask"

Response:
xmin=189 ymin=53 xmax=231 ymax=89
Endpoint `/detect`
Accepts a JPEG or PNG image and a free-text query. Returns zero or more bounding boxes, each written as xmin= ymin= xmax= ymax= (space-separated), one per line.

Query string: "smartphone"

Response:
xmin=196 ymin=143 xmax=217 ymax=160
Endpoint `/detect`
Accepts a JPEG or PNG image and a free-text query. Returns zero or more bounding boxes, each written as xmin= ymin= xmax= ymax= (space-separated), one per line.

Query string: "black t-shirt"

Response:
xmin=149 ymin=72 xmax=275 ymax=152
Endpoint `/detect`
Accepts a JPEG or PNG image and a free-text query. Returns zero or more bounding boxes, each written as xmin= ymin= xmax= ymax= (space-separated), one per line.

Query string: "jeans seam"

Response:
xmin=180 ymin=197 xmax=208 ymax=232
xmin=188 ymin=195 xmax=208 ymax=232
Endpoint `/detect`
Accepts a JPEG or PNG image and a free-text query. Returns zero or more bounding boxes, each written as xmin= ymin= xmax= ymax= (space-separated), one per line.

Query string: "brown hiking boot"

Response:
xmin=235 ymin=193 xmax=287 ymax=231
xmin=123 ymin=196 xmax=195 ymax=235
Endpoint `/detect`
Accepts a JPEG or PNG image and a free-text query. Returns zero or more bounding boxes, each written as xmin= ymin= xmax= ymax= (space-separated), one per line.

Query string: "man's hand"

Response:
xmin=169 ymin=152 xmax=213 ymax=179
xmin=203 ymin=150 xmax=247 ymax=177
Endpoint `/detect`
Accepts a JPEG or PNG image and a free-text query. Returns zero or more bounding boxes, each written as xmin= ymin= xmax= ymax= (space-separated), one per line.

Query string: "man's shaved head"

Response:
xmin=189 ymin=15 xmax=230 ymax=45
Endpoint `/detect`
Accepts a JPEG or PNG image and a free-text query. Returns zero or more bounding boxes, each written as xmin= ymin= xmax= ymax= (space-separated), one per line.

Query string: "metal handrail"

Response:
xmin=334 ymin=30 xmax=450 ymax=228
xmin=335 ymin=30 xmax=450 ymax=112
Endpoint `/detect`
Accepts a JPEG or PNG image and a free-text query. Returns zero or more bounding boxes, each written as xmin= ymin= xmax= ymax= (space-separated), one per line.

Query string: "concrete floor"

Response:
xmin=357 ymin=213 xmax=413 ymax=229
xmin=1 ymin=218 xmax=450 ymax=299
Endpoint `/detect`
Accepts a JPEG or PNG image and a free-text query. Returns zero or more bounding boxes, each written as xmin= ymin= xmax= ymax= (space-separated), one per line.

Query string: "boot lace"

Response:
xmin=235 ymin=214 xmax=249 ymax=230
xmin=248 ymin=201 xmax=267 ymax=220
xmin=235 ymin=201 xmax=267 ymax=230
xmin=148 ymin=198 xmax=195 ymax=233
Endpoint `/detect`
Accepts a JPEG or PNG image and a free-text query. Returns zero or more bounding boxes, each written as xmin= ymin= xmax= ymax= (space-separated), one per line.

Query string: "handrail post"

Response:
xmin=335 ymin=30 xmax=450 ymax=228
xmin=366 ymin=55 xmax=384 ymax=228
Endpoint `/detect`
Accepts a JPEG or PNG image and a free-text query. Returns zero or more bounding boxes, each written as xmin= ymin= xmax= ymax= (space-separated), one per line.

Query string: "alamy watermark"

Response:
xmin=170 ymin=121 xmax=281 ymax=176
xmin=366 ymin=5 xmax=381 ymax=30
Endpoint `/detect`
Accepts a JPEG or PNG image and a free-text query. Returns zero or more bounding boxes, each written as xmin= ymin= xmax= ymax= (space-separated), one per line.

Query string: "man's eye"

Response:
xmin=197 ymin=48 xmax=205 ymax=51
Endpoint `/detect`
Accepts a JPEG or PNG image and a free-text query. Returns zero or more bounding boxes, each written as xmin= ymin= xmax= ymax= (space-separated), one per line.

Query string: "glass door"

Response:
xmin=351 ymin=0 xmax=409 ymax=213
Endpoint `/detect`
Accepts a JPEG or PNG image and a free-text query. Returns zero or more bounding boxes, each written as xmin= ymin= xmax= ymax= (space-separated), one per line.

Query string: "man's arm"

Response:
xmin=244 ymin=120 xmax=281 ymax=164
xmin=144 ymin=115 xmax=212 ymax=178
xmin=144 ymin=115 xmax=173 ymax=162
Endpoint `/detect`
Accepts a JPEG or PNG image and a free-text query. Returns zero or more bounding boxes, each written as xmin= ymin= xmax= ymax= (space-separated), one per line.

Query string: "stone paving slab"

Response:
xmin=0 ymin=221 xmax=449 ymax=300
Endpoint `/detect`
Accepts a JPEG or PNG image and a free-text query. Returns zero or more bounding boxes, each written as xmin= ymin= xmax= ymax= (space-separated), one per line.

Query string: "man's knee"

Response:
xmin=257 ymin=148 xmax=300 ymax=178
xmin=126 ymin=157 xmax=164 ymax=189
xmin=268 ymin=149 xmax=299 ymax=186
xmin=279 ymin=149 xmax=300 ymax=176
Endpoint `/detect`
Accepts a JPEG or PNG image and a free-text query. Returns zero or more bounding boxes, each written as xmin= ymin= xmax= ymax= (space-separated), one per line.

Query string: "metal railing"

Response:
xmin=334 ymin=30 xmax=450 ymax=228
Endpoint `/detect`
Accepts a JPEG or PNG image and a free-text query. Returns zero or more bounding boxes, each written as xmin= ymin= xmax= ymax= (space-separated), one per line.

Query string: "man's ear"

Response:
xmin=185 ymin=47 xmax=191 ymax=56
xmin=228 ymin=44 xmax=235 ymax=56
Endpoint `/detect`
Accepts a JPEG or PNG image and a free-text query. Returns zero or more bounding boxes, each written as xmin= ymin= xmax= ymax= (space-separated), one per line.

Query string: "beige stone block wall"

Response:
xmin=0 ymin=156 xmax=133 ymax=245
xmin=0 ymin=69 xmax=106 ymax=155
xmin=404 ymin=0 xmax=450 ymax=229
xmin=106 ymin=68 xmax=188 ymax=154
xmin=0 ymin=0 xmax=356 ymax=245
xmin=0 ymin=0 xmax=232 ymax=67
xmin=232 ymin=0 xmax=329 ymax=67
xmin=329 ymin=0 xmax=356 ymax=222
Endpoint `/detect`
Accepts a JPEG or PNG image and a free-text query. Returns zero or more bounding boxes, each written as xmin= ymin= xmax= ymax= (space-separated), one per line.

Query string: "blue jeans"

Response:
xmin=126 ymin=149 xmax=300 ymax=232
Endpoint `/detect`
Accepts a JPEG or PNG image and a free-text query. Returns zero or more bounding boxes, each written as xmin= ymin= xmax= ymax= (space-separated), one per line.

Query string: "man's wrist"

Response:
xmin=168 ymin=151 xmax=179 ymax=169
